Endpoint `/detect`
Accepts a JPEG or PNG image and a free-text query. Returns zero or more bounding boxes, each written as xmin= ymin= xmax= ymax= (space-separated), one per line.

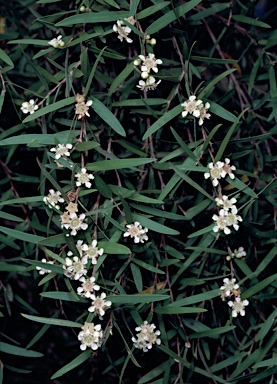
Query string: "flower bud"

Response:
xmin=80 ymin=5 xmax=86 ymax=12
xmin=149 ymin=38 xmax=156 ymax=46
xmin=134 ymin=59 xmax=141 ymax=66
xmin=141 ymin=71 xmax=149 ymax=79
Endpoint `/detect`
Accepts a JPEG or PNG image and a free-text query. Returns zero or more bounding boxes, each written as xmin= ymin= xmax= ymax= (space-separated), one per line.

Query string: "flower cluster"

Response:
xmin=226 ymin=247 xmax=246 ymax=261
xmin=36 ymin=258 xmax=54 ymax=275
xmin=78 ymin=322 xmax=103 ymax=351
xmin=123 ymin=221 xmax=148 ymax=243
xmin=21 ymin=99 xmax=39 ymax=115
xmin=113 ymin=17 xmax=135 ymax=43
xmin=212 ymin=195 xmax=243 ymax=235
xmin=132 ymin=321 xmax=161 ymax=352
xmin=48 ymin=35 xmax=64 ymax=48
xmin=181 ymin=95 xmax=211 ymax=125
xmin=134 ymin=53 xmax=162 ymax=92
xmin=220 ymin=278 xmax=249 ymax=317
xmin=43 ymin=189 xmax=64 ymax=210
xmin=74 ymin=93 xmax=93 ymax=120
xmin=204 ymin=158 xmax=236 ymax=187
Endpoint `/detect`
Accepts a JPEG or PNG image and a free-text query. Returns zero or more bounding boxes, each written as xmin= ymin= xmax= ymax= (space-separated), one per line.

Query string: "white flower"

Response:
xmin=81 ymin=240 xmax=104 ymax=264
xmin=21 ymin=99 xmax=38 ymax=115
xmin=198 ymin=102 xmax=211 ymax=125
xmin=215 ymin=195 xmax=238 ymax=214
xmin=75 ymin=100 xmax=93 ymax=120
xmin=181 ymin=95 xmax=203 ymax=118
xmin=138 ymin=53 xmax=163 ymax=74
xmin=221 ymin=158 xmax=236 ymax=180
xmin=233 ymin=247 xmax=246 ymax=258
xmin=132 ymin=321 xmax=161 ymax=352
xmin=220 ymin=277 xmax=240 ymax=300
xmin=50 ymin=143 xmax=73 ymax=160
xmin=88 ymin=292 xmax=112 ymax=318
xmin=78 ymin=322 xmax=103 ymax=351
xmin=212 ymin=213 xmax=231 ymax=235
xmin=226 ymin=212 xmax=243 ymax=231
xmin=228 ymin=297 xmax=249 ymax=317
xmin=43 ymin=189 xmax=64 ymax=209
xmin=65 ymin=202 xmax=78 ymax=213
xmin=48 ymin=35 xmax=64 ymax=48
xmin=36 ymin=258 xmax=54 ymax=275
xmin=137 ymin=76 xmax=161 ymax=92
xmin=63 ymin=256 xmax=87 ymax=280
xmin=113 ymin=20 xmax=133 ymax=43
xmin=204 ymin=161 xmax=225 ymax=187
xmin=60 ymin=212 xmax=88 ymax=236
xmin=123 ymin=221 xmax=148 ymax=243
xmin=75 ymin=168 xmax=94 ymax=188
xmin=77 ymin=276 xmax=100 ymax=298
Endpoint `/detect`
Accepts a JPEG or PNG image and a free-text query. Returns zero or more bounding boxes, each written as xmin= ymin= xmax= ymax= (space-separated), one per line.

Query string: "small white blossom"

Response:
xmin=226 ymin=212 xmax=243 ymax=231
xmin=198 ymin=102 xmax=211 ymax=125
xmin=181 ymin=95 xmax=203 ymax=118
xmin=132 ymin=321 xmax=161 ymax=352
xmin=63 ymin=255 xmax=87 ymax=280
xmin=78 ymin=322 xmax=103 ymax=351
xmin=65 ymin=202 xmax=78 ymax=213
xmin=48 ymin=35 xmax=64 ymax=48
xmin=138 ymin=53 xmax=163 ymax=74
xmin=212 ymin=213 xmax=231 ymax=235
xmin=220 ymin=278 xmax=240 ymax=300
xmin=88 ymin=292 xmax=112 ymax=318
xmin=36 ymin=258 xmax=54 ymax=275
xmin=50 ymin=143 xmax=73 ymax=160
xmin=60 ymin=212 xmax=88 ymax=236
xmin=204 ymin=161 xmax=225 ymax=187
xmin=75 ymin=100 xmax=93 ymax=120
xmin=228 ymin=297 xmax=249 ymax=317
xmin=81 ymin=240 xmax=104 ymax=264
xmin=75 ymin=168 xmax=94 ymax=188
xmin=77 ymin=276 xmax=100 ymax=298
xmin=21 ymin=99 xmax=39 ymax=115
xmin=137 ymin=76 xmax=161 ymax=92
xmin=123 ymin=221 xmax=148 ymax=243
xmin=43 ymin=189 xmax=64 ymax=209
xmin=221 ymin=158 xmax=236 ymax=180
xmin=113 ymin=20 xmax=133 ymax=43
xmin=215 ymin=195 xmax=238 ymax=214
xmin=233 ymin=247 xmax=246 ymax=259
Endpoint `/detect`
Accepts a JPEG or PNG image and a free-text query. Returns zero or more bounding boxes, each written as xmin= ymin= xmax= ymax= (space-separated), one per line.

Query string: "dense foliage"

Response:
xmin=0 ymin=0 xmax=277 ymax=383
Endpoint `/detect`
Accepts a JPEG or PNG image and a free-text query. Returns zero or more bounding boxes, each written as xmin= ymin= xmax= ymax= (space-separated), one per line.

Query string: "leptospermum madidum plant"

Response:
xmin=0 ymin=0 xmax=276 ymax=383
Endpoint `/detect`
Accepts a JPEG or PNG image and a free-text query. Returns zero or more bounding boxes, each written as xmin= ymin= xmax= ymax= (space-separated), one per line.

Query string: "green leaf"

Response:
xmin=0 ymin=48 xmax=14 ymax=67
xmin=0 ymin=211 xmax=24 ymax=222
xmin=232 ymin=15 xmax=271 ymax=28
xmin=0 ymin=226 xmax=44 ymax=243
xmin=86 ymin=157 xmax=155 ymax=171
xmin=146 ymin=0 xmax=202 ymax=34
xmin=130 ymin=263 xmax=143 ymax=292
xmin=0 ymin=131 xmax=79 ymax=147
xmin=208 ymin=101 xmax=237 ymax=122
xmin=91 ymin=97 xmax=126 ymax=136
xmin=198 ymin=68 xmax=236 ymax=99
xmin=21 ymin=313 xmax=83 ymax=327
xmin=132 ymin=213 xmax=179 ymax=235
xmin=108 ymin=62 xmax=135 ymax=96
xmin=98 ymin=242 xmax=131 ymax=254
xmin=132 ymin=258 xmax=165 ymax=274
xmin=84 ymin=47 xmax=107 ymax=96
xmin=22 ymin=97 xmax=75 ymax=123
xmin=56 ymin=11 xmax=129 ymax=26
xmin=241 ymin=273 xmax=277 ymax=300
xmin=7 ymin=39 xmax=49 ymax=45
xmin=253 ymin=357 xmax=277 ymax=369
xmin=112 ymin=98 xmax=167 ymax=107
xmin=106 ymin=294 xmax=170 ymax=304
xmin=75 ymin=141 xmax=100 ymax=151
xmin=51 ymin=351 xmax=91 ymax=379
xmin=214 ymin=108 xmax=248 ymax=162
xmin=189 ymin=325 xmax=236 ymax=339
xmin=22 ymin=259 xmax=64 ymax=274
xmin=225 ymin=175 xmax=258 ymax=198
xmin=40 ymin=292 xmax=86 ymax=302
xmin=142 ymin=105 xmax=183 ymax=140
xmin=155 ymin=306 xmax=207 ymax=314
xmin=0 ymin=342 xmax=43 ymax=358
xmin=169 ymin=289 xmax=219 ymax=306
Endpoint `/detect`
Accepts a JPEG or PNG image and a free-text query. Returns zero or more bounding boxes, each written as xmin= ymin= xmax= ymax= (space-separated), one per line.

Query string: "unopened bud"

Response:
xmin=145 ymin=34 xmax=151 ymax=40
xmin=59 ymin=41 xmax=65 ymax=47
xmin=149 ymin=38 xmax=156 ymax=46
xmin=80 ymin=5 xmax=86 ymax=12
xmin=134 ymin=59 xmax=141 ymax=66
xmin=141 ymin=71 xmax=149 ymax=79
